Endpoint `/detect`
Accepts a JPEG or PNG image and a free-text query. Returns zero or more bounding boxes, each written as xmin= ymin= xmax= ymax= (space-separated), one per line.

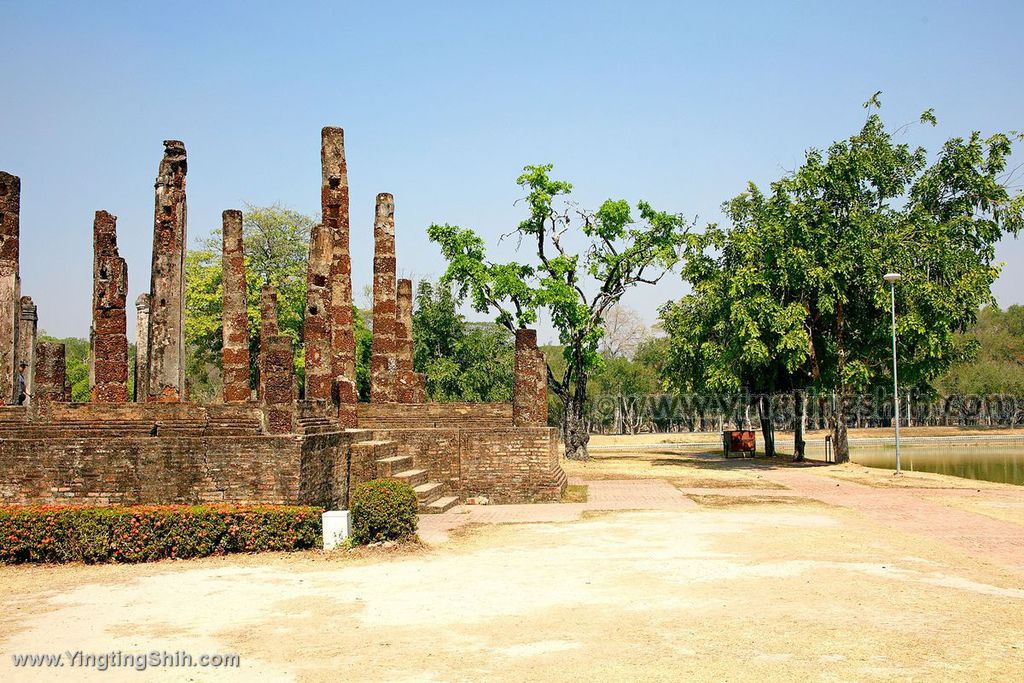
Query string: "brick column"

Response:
xmin=32 ymin=341 xmax=66 ymax=418
xmin=261 ymin=334 xmax=295 ymax=434
xmin=134 ymin=294 xmax=150 ymax=401
xmin=370 ymin=193 xmax=398 ymax=402
xmin=322 ymin=127 xmax=357 ymax=426
xmin=395 ymin=278 xmax=425 ymax=403
xmin=303 ymin=220 xmax=332 ymax=401
xmin=147 ymin=140 xmax=188 ymax=402
xmin=514 ymin=329 xmax=548 ymax=426
xmin=0 ymin=172 xmax=21 ymax=403
xmin=259 ymin=284 xmax=278 ymax=401
xmin=221 ymin=209 xmax=251 ymax=402
xmin=16 ymin=296 xmax=36 ymax=403
xmin=91 ymin=210 xmax=129 ymax=403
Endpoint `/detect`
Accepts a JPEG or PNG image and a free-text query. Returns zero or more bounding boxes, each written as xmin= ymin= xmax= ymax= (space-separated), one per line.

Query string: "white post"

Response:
xmin=322 ymin=511 xmax=351 ymax=550
xmin=888 ymin=277 xmax=902 ymax=475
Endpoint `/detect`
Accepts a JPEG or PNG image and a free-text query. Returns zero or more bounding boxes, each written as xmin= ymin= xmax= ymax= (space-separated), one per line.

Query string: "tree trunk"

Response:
xmin=793 ymin=388 xmax=806 ymax=462
xmin=830 ymin=391 xmax=850 ymax=463
xmin=757 ymin=394 xmax=776 ymax=458
xmin=563 ymin=395 xmax=590 ymax=461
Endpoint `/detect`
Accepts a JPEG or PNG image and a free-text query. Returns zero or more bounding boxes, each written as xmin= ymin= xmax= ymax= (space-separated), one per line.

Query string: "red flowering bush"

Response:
xmin=0 ymin=504 xmax=322 ymax=564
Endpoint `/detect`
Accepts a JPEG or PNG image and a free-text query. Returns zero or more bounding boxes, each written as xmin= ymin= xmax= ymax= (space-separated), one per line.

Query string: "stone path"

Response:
xmin=417 ymin=479 xmax=695 ymax=543
xmin=420 ymin=467 xmax=1023 ymax=571
xmin=757 ymin=468 xmax=1024 ymax=570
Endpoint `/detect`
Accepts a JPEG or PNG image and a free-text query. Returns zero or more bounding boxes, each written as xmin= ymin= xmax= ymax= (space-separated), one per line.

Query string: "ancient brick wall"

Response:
xmin=459 ymin=427 xmax=565 ymax=503
xmin=395 ymin=278 xmax=425 ymax=403
xmin=322 ymin=127 xmax=357 ymax=427
xmin=357 ymin=402 xmax=513 ymax=428
xmin=513 ymin=329 xmax=548 ymax=426
xmin=299 ymin=431 xmax=356 ymax=509
xmin=0 ymin=435 xmax=305 ymax=506
xmin=370 ymin=193 xmax=398 ymax=402
xmin=91 ymin=210 xmax=129 ymax=403
xmin=0 ymin=171 xmax=21 ymax=403
xmin=147 ymin=140 xmax=188 ymax=402
xmin=221 ymin=209 xmax=251 ymax=402
xmin=261 ymin=334 xmax=296 ymax=434
xmin=133 ymin=294 xmax=150 ymax=401
xmin=303 ymin=221 xmax=333 ymax=401
xmin=368 ymin=425 xmax=565 ymax=504
xmin=16 ymin=296 xmax=36 ymax=402
xmin=32 ymin=341 xmax=65 ymax=418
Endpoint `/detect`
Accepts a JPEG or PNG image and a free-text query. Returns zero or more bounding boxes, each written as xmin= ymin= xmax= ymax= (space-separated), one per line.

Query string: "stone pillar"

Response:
xmin=221 ymin=209 xmax=251 ymax=402
xmin=370 ymin=193 xmax=398 ymax=402
xmin=134 ymin=294 xmax=150 ymax=401
xmin=514 ymin=329 xmax=548 ymax=426
xmin=322 ymin=127 xmax=357 ymax=426
xmin=260 ymin=284 xmax=279 ymax=341
xmin=303 ymin=222 xmax=332 ymax=401
xmin=0 ymin=172 xmax=21 ymax=403
xmin=16 ymin=296 xmax=36 ymax=403
xmin=259 ymin=284 xmax=279 ymax=400
xmin=90 ymin=210 xmax=129 ymax=403
xmin=261 ymin=333 xmax=295 ymax=434
xmin=395 ymin=278 xmax=425 ymax=403
xmin=32 ymin=341 xmax=66 ymax=418
xmin=147 ymin=140 xmax=188 ymax=402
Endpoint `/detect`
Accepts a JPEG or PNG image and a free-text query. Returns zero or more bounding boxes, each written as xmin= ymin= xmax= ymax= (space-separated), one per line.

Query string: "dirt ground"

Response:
xmin=2 ymin=450 xmax=1023 ymax=682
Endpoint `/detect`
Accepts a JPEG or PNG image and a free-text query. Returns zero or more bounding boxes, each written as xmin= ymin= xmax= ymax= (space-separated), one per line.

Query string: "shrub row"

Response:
xmin=349 ymin=479 xmax=418 ymax=545
xmin=0 ymin=504 xmax=323 ymax=564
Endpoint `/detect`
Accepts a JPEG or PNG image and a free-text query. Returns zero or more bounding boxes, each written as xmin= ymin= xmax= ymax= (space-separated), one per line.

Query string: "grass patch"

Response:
xmin=561 ymin=484 xmax=589 ymax=503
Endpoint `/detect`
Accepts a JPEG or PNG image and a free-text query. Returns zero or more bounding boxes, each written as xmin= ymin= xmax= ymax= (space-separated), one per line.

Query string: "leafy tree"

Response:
xmin=937 ymin=305 xmax=1024 ymax=397
xmin=429 ymin=165 xmax=688 ymax=459
xmin=412 ymin=280 xmax=514 ymax=402
xmin=661 ymin=98 xmax=1023 ymax=462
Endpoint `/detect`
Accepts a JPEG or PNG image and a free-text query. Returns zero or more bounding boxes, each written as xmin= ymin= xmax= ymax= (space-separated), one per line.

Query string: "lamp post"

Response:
xmin=883 ymin=272 xmax=902 ymax=474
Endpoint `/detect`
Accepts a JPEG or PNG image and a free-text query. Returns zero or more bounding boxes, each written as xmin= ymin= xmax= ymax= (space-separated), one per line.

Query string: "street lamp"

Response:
xmin=883 ymin=272 xmax=902 ymax=474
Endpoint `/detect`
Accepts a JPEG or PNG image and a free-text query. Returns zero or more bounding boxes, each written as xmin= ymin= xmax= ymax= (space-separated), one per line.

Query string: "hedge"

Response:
xmin=0 ymin=504 xmax=323 ymax=564
xmin=349 ymin=479 xmax=418 ymax=545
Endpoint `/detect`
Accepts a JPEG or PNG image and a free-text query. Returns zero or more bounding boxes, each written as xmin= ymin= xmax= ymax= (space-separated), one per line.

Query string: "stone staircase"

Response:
xmin=296 ymin=415 xmax=336 ymax=434
xmin=373 ymin=451 xmax=459 ymax=514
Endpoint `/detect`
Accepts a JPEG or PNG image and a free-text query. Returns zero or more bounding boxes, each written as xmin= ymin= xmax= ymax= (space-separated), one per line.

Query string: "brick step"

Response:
xmin=375 ymin=454 xmax=413 ymax=478
xmin=392 ymin=468 xmax=427 ymax=488
xmin=421 ymin=495 xmax=459 ymax=514
xmin=413 ymin=481 xmax=445 ymax=505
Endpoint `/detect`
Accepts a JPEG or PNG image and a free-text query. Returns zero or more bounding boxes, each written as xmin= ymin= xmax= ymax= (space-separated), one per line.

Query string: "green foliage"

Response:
xmin=428 ymin=164 xmax=689 ymax=458
xmin=0 ymin=504 xmax=322 ymax=564
xmin=937 ymin=305 xmax=1024 ymax=395
xmin=412 ymin=281 xmax=514 ymax=402
xmin=660 ymin=101 xmax=1023 ymax=458
xmin=348 ymin=479 xmax=418 ymax=545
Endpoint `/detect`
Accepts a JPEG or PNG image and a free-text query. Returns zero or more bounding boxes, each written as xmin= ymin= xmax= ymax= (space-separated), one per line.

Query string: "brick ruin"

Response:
xmin=0 ymin=129 xmax=566 ymax=511
xmin=90 ymin=210 xmax=129 ymax=403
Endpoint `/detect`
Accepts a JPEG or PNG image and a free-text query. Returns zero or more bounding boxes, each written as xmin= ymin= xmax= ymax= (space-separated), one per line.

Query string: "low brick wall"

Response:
xmin=0 ymin=434 xmax=339 ymax=507
xmin=371 ymin=426 xmax=565 ymax=504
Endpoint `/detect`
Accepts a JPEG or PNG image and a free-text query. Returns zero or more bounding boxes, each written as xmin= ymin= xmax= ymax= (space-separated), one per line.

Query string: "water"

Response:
xmin=848 ymin=443 xmax=1024 ymax=486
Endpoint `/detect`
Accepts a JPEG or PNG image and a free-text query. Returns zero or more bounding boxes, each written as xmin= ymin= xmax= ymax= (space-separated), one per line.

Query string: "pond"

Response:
xmin=847 ymin=443 xmax=1024 ymax=486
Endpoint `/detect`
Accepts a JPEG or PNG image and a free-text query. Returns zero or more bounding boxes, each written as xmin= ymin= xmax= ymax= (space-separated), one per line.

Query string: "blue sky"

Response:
xmin=2 ymin=0 xmax=1022 ymax=341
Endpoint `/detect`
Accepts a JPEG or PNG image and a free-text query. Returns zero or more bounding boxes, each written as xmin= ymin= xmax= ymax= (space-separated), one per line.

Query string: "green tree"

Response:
xmin=412 ymin=280 xmax=514 ymax=402
xmin=429 ymin=165 xmax=688 ymax=459
xmin=661 ymin=98 xmax=1023 ymax=462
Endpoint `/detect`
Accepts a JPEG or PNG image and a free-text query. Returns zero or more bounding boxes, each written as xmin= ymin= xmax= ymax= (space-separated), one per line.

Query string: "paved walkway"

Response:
xmin=758 ymin=468 xmax=1024 ymax=570
xmin=420 ymin=468 xmax=1023 ymax=571
xmin=417 ymin=479 xmax=695 ymax=543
